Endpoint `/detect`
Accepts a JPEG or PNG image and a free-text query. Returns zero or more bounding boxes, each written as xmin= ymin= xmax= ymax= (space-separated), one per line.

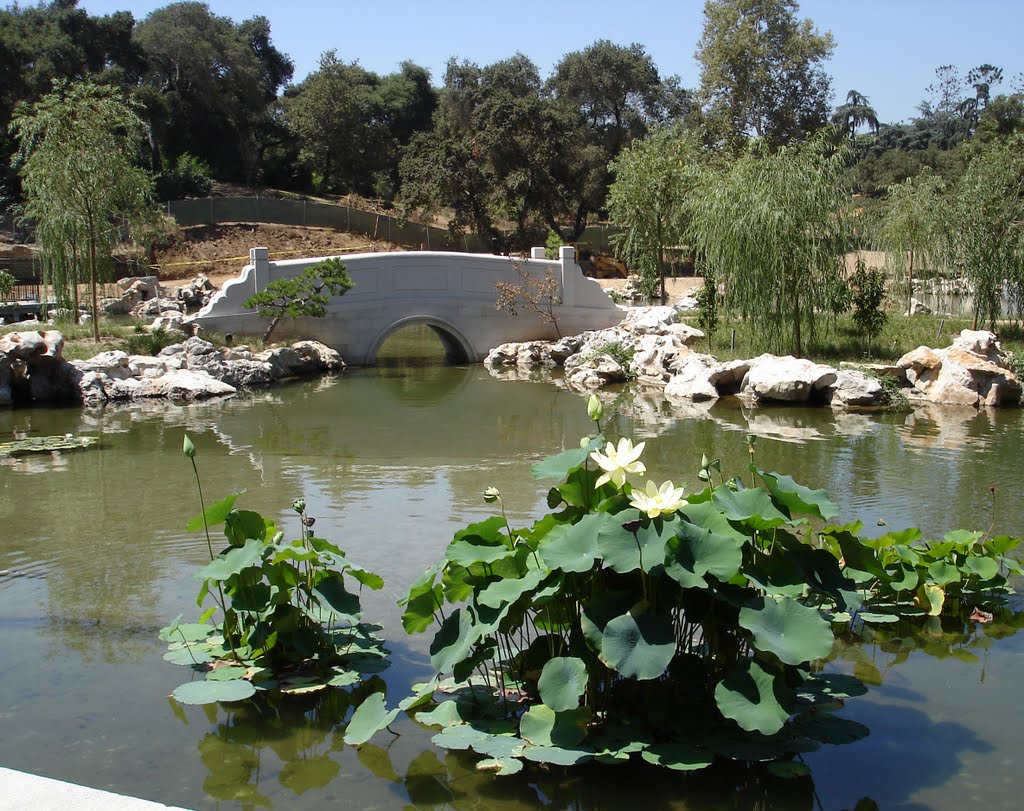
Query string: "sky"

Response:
xmin=78 ymin=0 xmax=1024 ymax=125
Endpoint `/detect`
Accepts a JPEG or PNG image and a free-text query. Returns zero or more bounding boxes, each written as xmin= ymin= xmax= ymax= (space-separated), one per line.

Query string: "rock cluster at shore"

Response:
xmin=485 ymin=307 xmax=1021 ymax=409
xmin=0 ymin=331 xmax=343 ymax=407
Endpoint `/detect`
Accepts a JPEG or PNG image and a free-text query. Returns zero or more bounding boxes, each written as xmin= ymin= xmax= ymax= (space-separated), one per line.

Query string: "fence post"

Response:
xmin=209 ymin=196 xmax=214 ymax=225
xmin=425 ymin=224 xmax=430 ymax=251
xmin=303 ymin=199 xmax=306 ymax=227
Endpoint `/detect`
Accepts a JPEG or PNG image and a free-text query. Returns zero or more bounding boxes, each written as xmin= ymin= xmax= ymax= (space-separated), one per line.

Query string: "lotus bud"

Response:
xmin=182 ymin=434 xmax=196 ymax=459
xmin=483 ymin=486 xmax=500 ymax=504
xmin=587 ymin=394 xmax=603 ymax=423
xmin=292 ymin=498 xmax=306 ymax=514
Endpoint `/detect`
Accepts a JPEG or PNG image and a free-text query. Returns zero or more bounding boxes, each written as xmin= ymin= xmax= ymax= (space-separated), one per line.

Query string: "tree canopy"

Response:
xmin=695 ymin=0 xmax=835 ymax=150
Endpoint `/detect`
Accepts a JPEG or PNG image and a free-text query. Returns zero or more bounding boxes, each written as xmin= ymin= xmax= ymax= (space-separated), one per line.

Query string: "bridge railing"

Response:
xmin=165 ymin=196 xmax=619 ymax=255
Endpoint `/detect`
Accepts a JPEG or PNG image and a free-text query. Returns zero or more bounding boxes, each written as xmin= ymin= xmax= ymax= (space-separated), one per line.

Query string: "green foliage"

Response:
xmin=124 ymin=326 xmax=180 ymax=356
xmin=695 ymin=276 xmax=719 ymax=352
xmin=12 ymin=79 xmax=154 ymax=340
xmin=495 ymin=263 xmax=563 ymax=338
xmin=543 ymin=231 xmax=564 ymax=260
xmin=383 ymin=404 xmax=1021 ymax=774
xmin=581 ymin=340 xmax=635 ymax=378
xmin=162 ymin=437 xmax=388 ymax=706
xmin=0 ymin=269 xmax=14 ymax=297
xmin=154 ymin=153 xmax=214 ymax=201
xmin=607 ymin=127 xmax=704 ymax=301
xmin=0 ymin=435 xmax=97 ymax=457
xmin=687 ymin=134 xmax=848 ymax=356
xmin=849 ymin=261 xmax=888 ymax=354
xmin=946 ymin=136 xmax=1024 ymax=328
xmin=695 ymin=0 xmax=835 ymax=149
xmin=243 ymin=258 xmax=353 ymax=342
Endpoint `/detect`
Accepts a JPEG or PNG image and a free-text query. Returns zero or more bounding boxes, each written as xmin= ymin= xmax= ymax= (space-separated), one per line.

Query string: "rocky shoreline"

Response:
xmin=2 ymin=305 xmax=1020 ymax=411
xmin=0 ymin=331 xmax=343 ymax=407
xmin=484 ymin=306 xmax=1022 ymax=409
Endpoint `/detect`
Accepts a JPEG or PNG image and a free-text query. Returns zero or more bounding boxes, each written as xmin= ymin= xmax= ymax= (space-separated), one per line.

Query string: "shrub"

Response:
xmin=243 ymin=258 xmax=354 ymax=343
xmin=155 ymin=153 xmax=214 ymax=201
xmin=124 ymin=326 xmax=179 ymax=356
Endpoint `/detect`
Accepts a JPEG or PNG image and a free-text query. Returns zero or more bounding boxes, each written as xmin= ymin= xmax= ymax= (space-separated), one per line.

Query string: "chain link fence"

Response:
xmin=166 ymin=197 xmax=618 ymax=255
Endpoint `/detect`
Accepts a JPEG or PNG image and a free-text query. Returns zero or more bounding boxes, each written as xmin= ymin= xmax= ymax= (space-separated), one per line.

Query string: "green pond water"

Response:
xmin=1 ymin=331 xmax=1023 ymax=810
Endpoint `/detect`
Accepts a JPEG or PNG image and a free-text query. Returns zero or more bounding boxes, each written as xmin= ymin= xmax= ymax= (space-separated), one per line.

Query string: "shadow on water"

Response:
xmin=170 ymin=679 xmax=1000 ymax=811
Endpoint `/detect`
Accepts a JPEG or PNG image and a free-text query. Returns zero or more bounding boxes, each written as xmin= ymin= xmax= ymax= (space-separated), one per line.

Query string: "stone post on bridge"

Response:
xmin=559 ymin=245 xmax=577 ymax=307
xmin=250 ymin=247 xmax=270 ymax=294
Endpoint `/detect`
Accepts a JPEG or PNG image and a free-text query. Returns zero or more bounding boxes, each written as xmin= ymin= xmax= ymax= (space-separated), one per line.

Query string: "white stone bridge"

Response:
xmin=191 ymin=246 xmax=625 ymax=364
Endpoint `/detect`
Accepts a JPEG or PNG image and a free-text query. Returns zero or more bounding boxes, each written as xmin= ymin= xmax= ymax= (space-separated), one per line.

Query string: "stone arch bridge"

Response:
xmin=191 ymin=246 xmax=625 ymax=364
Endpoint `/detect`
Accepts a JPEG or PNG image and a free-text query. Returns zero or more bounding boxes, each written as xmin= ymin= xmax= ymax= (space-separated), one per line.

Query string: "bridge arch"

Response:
xmin=367 ymin=315 xmax=475 ymax=365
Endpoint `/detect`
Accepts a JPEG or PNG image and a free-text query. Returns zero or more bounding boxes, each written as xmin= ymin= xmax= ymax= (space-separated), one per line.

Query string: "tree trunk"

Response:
xmin=262 ymin=316 xmax=281 ymax=344
xmin=87 ymin=214 xmax=99 ymax=342
xmin=71 ymin=239 xmax=80 ymax=324
xmin=906 ymin=250 xmax=915 ymax=316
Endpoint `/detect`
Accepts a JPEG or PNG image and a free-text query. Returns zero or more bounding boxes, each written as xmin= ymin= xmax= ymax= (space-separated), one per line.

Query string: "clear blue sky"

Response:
xmin=80 ymin=0 xmax=1023 ymax=124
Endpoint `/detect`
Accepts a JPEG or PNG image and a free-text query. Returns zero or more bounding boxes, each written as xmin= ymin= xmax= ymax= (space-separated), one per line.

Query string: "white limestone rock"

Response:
xmin=619 ymin=305 xmax=678 ymax=335
xmin=565 ymin=354 xmax=627 ymax=389
xmin=896 ymin=330 xmax=1021 ymax=407
xmin=828 ymin=370 xmax=885 ymax=408
xmin=663 ymin=353 xmax=720 ymax=402
xmin=290 ymin=341 xmax=345 ymax=371
xmin=741 ymin=356 xmax=838 ymax=402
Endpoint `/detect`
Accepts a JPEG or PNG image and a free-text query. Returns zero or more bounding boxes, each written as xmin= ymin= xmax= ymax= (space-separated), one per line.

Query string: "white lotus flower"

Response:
xmin=629 ymin=480 xmax=687 ymax=519
xmin=590 ymin=438 xmax=646 ymax=489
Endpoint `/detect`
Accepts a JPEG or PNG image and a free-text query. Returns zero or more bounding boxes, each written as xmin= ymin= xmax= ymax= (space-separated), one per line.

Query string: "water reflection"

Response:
xmin=1 ymin=355 xmax=1023 ymax=809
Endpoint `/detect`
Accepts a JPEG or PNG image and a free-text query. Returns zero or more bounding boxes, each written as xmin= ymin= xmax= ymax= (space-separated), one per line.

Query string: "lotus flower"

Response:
xmin=590 ymin=438 xmax=646 ymax=489
xmin=629 ymin=480 xmax=687 ymax=519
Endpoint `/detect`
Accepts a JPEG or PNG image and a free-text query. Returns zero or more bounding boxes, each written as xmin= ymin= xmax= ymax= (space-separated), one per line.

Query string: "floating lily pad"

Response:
xmin=172 ymin=678 xmax=256 ymax=705
xmin=0 ymin=435 xmax=97 ymax=457
xmin=475 ymin=756 xmax=524 ymax=775
xmin=344 ymin=692 xmax=399 ymax=745
xmin=641 ymin=742 xmax=714 ymax=771
xmin=519 ymin=704 xmax=590 ymax=748
xmin=206 ymin=665 xmax=248 ymax=681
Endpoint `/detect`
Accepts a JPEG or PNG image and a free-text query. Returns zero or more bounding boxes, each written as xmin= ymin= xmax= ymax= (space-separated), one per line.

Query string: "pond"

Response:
xmin=1 ymin=338 xmax=1022 ymax=810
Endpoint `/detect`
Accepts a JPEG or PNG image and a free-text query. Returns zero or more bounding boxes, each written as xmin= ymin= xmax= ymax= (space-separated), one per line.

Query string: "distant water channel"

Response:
xmin=1 ymin=327 xmax=1023 ymax=810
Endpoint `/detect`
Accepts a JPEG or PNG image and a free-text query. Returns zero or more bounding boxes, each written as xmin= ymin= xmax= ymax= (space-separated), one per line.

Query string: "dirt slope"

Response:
xmin=154 ymin=223 xmax=405 ymax=287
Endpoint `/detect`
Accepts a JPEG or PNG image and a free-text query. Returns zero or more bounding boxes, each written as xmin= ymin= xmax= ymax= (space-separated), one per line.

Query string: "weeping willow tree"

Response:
xmin=687 ymin=134 xmax=848 ymax=356
xmin=607 ymin=127 xmax=705 ymax=302
xmin=945 ymin=137 xmax=1024 ymax=330
xmin=872 ymin=172 xmax=946 ymax=316
xmin=12 ymin=80 xmax=153 ymax=338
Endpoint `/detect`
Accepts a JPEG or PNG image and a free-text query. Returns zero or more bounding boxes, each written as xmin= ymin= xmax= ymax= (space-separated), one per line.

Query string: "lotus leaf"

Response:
xmin=344 ymin=692 xmax=399 ymax=745
xmin=415 ymin=701 xmax=465 ymax=728
xmin=665 ymin=521 xmax=744 ymax=588
xmin=429 ymin=608 xmax=476 ymax=674
xmin=713 ymin=487 xmax=790 ymax=530
xmin=537 ymin=513 xmax=609 ymax=572
xmin=964 ymin=556 xmax=999 ymax=581
xmin=475 ymin=756 xmax=524 ymax=775
xmin=580 ymin=590 xmax=636 ymax=654
xmin=792 ymin=712 xmax=870 ymax=745
xmin=538 ymin=657 xmax=587 ymax=711
xmin=739 ymin=597 xmax=833 ymax=665
xmin=205 ymin=665 xmax=248 ymax=681
xmin=758 ymin=470 xmax=837 ymax=520
xmin=223 ymin=509 xmax=267 ymax=547
xmin=599 ymin=612 xmax=676 ymax=680
xmin=0 ymin=435 xmax=97 ymax=456
xmin=328 ymin=670 xmax=361 ymax=688
xmin=519 ymin=704 xmax=590 ymax=747
xmin=520 ymin=744 xmax=594 ymax=765
xmin=641 ymin=742 xmax=714 ymax=771
xmin=531 ymin=436 xmax=603 ymax=480
xmin=186 ymin=492 xmax=243 ymax=531
xmin=477 ymin=568 xmax=546 ymax=609
xmin=715 ymin=659 xmax=793 ymax=735
xmin=431 ymin=723 xmax=490 ymax=751
xmin=598 ymin=512 xmax=675 ymax=574
xmin=927 ymin=560 xmax=961 ymax=586
xmin=173 ymin=678 xmax=256 ymax=705
xmin=196 ymin=537 xmax=263 ymax=581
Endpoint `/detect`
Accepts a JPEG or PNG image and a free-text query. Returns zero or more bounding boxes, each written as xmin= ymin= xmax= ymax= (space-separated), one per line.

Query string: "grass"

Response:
xmin=698 ymin=313 xmax=1024 ymax=365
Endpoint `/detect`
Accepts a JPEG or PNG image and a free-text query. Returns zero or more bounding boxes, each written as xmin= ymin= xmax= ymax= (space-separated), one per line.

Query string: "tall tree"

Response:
xmin=872 ymin=173 xmax=946 ymax=315
xmin=946 ymin=137 xmax=1024 ymax=329
xmin=607 ymin=127 xmax=704 ymax=301
xmin=687 ymin=134 xmax=848 ymax=356
xmin=133 ymin=2 xmax=292 ymax=182
xmin=547 ymin=39 xmax=694 ymax=238
xmin=400 ymin=55 xmax=567 ymax=251
xmin=12 ymin=80 xmax=154 ymax=339
xmin=284 ymin=54 xmax=435 ymax=197
xmin=831 ymin=90 xmax=879 ymax=137
xmin=695 ymin=0 xmax=834 ymax=150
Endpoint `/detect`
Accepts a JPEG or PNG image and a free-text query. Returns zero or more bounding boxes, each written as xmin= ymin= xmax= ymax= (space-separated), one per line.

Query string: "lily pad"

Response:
xmin=521 ymin=744 xmax=594 ymax=765
xmin=0 ymin=435 xmax=97 ymax=457
xmin=715 ymin=659 xmax=793 ymax=735
xmin=344 ymin=692 xmax=398 ymax=745
xmin=519 ymin=704 xmax=590 ymax=748
xmin=475 ymin=756 xmax=524 ymax=775
xmin=172 ymin=678 xmax=256 ymax=705
xmin=599 ymin=612 xmax=676 ymax=680
xmin=641 ymin=742 xmax=714 ymax=771
xmin=739 ymin=597 xmax=833 ymax=665
xmin=538 ymin=657 xmax=587 ymax=712
xmin=206 ymin=665 xmax=248 ymax=681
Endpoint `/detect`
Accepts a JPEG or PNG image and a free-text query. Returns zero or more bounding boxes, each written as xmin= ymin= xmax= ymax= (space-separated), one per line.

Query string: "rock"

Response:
xmin=132 ymin=369 xmax=237 ymax=400
xmin=158 ymin=343 xmax=185 ymax=357
xmin=708 ymin=359 xmax=752 ymax=394
xmin=121 ymin=276 xmax=161 ymax=301
xmin=665 ymin=323 xmax=705 ymax=346
xmin=631 ymin=334 xmax=691 ymax=383
xmin=673 ymin=294 xmax=700 ymax=312
xmin=664 ymin=353 xmax=720 ymax=401
xmin=906 ymin=298 xmax=933 ymax=316
xmin=128 ymin=355 xmax=182 ymax=377
xmin=149 ymin=315 xmax=186 ymax=333
xmin=827 ymin=370 xmax=885 ymax=408
xmin=255 ymin=347 xmax=309 ymax=378
xmin=619 ymin=306 xmax=678 ymax=335
xmin=100 ymin=296 xmax=133 ymax=316
xmin=565 ymin=354 xmax=627 ymax=389
xmin=484 ymin=341 xmax=555 ymax=369
xmin=290 ymin=340 xmax=345 ymax=371
xmin=70 ymin=350 xmax=133 ymax=380
xmin=549 ymin=335 xmax=585 ymax=364
xmin=896 ymin=330 xmax=1021 ymax=406
xmin=0 ymin=330 xmax=64 ymax=361
xmin=187 ymin=353 xmax=274 ymax=388
xmin=741 ymin=355 xmax=838 ymax=403
xmin=485 ymin=343 xmax=522 ymax=367
xmin=182 ymin=336 xmax=217 ymax=357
